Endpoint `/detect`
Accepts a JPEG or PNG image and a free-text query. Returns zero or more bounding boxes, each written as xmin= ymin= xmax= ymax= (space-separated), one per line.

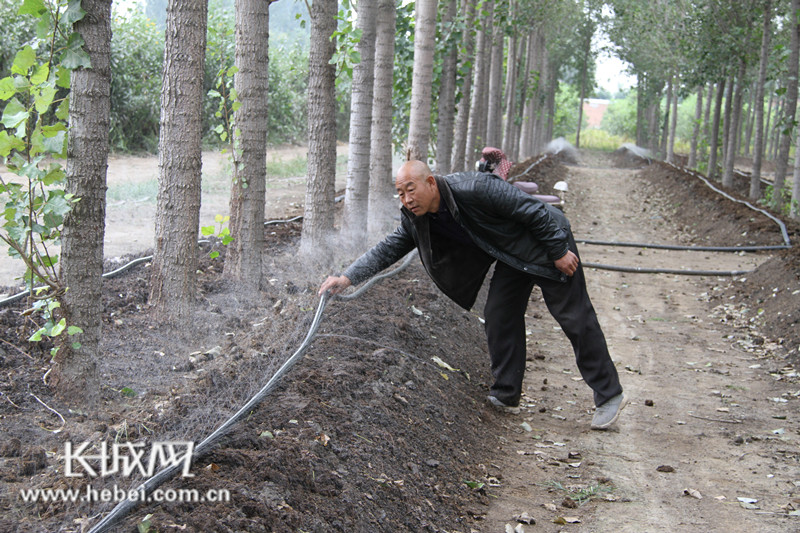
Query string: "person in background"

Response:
xmin=319 ymin=160 xmax=627 ymax=429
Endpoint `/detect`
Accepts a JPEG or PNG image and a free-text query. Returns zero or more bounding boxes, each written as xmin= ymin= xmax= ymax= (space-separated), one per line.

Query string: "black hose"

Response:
xmin=576 ymin=239 xmax=789 ymax=252
xmin=582 ymin=262 xmax=749 ymax=276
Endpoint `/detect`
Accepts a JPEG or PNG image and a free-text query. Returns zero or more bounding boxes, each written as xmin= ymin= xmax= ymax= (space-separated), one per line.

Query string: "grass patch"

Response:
xmin=541 ymin=480 xmax=614 ymax=506
xmin=266 ymin=155 xmax=308 ymax=179
xmin=107 ymin=180 xmax=159 ymax=203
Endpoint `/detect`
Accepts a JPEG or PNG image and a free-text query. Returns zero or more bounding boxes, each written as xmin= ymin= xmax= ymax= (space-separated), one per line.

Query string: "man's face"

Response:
xmin=396 ymin=169 xmax=438 ymax=215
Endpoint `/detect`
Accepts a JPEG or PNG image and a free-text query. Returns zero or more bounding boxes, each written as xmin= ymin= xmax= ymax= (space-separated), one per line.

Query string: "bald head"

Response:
xmin=397 ymin=160 xmax=433 ymax=183
xmin=395 ymin=160 xmax=440 ymax=216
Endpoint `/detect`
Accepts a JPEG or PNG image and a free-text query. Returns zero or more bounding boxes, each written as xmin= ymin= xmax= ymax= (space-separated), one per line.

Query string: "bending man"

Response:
xmin=319 ymin=160 xmax=627 ymax=429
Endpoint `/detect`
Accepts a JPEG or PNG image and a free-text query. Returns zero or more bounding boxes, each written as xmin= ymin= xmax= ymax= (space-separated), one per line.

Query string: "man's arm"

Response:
xmin=318 ymin=223 xmax=416 ymax=295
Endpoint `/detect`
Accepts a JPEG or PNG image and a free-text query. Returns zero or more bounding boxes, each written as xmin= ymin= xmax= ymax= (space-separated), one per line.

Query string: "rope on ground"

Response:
xmin=86 ymin=253 xmax=416 ymax=533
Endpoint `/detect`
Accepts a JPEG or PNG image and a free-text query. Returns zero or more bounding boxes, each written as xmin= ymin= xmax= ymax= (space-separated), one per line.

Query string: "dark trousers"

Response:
xmin=483 ymin=258 xmax=622 ymax=407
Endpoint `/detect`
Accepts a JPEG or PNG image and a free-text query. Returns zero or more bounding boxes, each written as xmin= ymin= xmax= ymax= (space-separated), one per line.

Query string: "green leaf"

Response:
xmin=62 ymin=0 xmax=86 ymax=26
xmin=120 ymin=387 xmax=137 ymax=398
xmin=41 ymin=254 xmax=59 ymax=267
xmin=209 ymin=251 xmax=220 ymax=259
xmin=55 ymin=67 xmax=71 ymax=89
xmin=0 ymin=131 xmax=25 ymax=157
xmin=71 ymin=341 xmax=82 ymax=350
xmin=31 ymin=64 xmax=49 ymax=86
xmin=42 ymin=129 xmax=67 ymax=156
xmin=50 ymin=318 xmax=67 ymax=337
xmin=42 ymin=166 xmax=66 ymax=186
xmin=61 ymin=33 xmax=91 ymax=70
xmin=231 ymin=101 xmax=241 ymax=112
xmin=2 ymin=99 xmax=29 ymax=130
xmin=34 ymin=85 xmax=57 ymax=114
xmin=35 ymin=16 xmax=50 ymax=39
xmin=29 ymin=327 xmax=45 ymax=342
xmin=55 ymin=98 xmax=69 ymax=120
xmin=226 ymin=65 xmax=239 ymax=77
xmin=0 ymin=77 xmax=15 ymax=100
xmin=221 ymin=235 xmax=233 ymax=245
xmin=200 ymin=225 xmax=215 ymax=236
xmin=11 ymin=46 xmax=36 ymax=76
xmin=67 ymin=326 xmax=83 ymax=335
xmin=18 ymin=0 xmax=47 ymax=16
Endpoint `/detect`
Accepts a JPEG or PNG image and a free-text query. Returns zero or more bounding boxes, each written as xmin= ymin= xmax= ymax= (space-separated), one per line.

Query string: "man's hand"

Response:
xmin=318 ymin=275 xmax=352 ymax=296
xmin=554 ymin=251 xmax=579 ymax=277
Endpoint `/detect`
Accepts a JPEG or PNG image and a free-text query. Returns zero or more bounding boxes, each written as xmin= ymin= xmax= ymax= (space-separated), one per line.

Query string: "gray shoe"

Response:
xmin=487 ymin=395 xmax=521 ymax=414
xmin=591 ymin=393 xmax=628 ymax=429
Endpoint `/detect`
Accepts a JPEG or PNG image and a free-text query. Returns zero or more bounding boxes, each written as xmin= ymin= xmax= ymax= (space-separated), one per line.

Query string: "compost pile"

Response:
xmin=507 ymin=154 xmax=568 ymax=193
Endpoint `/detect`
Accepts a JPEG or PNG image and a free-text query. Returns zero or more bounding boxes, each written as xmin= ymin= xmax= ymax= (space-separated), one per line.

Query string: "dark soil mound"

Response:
xmin=0 ymin=221 xmax=502 ymax=532
xmin=638 ymin=162 xmax=800 ymax=359
xmin=508 ymin=154 xmax=568 ymax=193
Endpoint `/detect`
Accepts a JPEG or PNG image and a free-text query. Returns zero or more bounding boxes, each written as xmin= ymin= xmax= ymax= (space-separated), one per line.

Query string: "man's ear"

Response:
xmin=425 ymin=174 xmax=436 ymax=186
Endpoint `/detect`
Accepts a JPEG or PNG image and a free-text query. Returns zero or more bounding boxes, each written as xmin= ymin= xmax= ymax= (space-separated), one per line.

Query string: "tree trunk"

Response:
xmin=701 ymin=82 xmax=713 ymax=166
xmin=465 ymin=2 xmax=493 ymax=168
xmin=149 ymin=0 xmax=207 ymax=319
xmin=544 ymin=62 xmax=557 ymax=147
xmin=58 ymin=0 xmax=112 ymax=400
xmin=518 ymin=29 xmax=537 ymax=157
xmin=343 ymin=0 xmax=377 ymax=248
xmin=636 ymin=75 xmax=646 ymax=147
xmin=502 ymin=28 xmax=519 ymax=159
xmin=224 ymin=0 xmax=269 ymax=288
xmin=450 ymin=0 xmax=476 ymax=172
xmin=723 ymin=59 xmax=747 ymax=188
xmin=660 ymin=77 xmax=672 ymax=159
xmin=575 ymin=27 xmax=591 ymax=149
xmin=532 ymin=33 xmax=549 ymax=154
xmin=720 ymin=72 xmax=734 ymax=177
xmin=751 ymin=0 xmax=772 ymax=201
xmin=667 ymin=75 xmax=678 ymax=164
xmin=486 ymin=22 xmax=504 ymax=147
xmin=743 ymin=80 xmax=756 ymax=156
xmin=708 ymin=79 xmax=725 ymax=180
xmin=368 ymin=0 xmax=397 ymax=237
xmin=300 ymin=0 xmax=338 ymax=256
xmin=435 ymin=0 xmax=458 ymax=174
xmin=792 ymin=127 xmax=800 ymax=218
xmin=513 ymin=32 xmax=532 ymax=157
xmin=765 ymin=89 xmax=776 ymax=159
xmin=407 ymin=0 xmax=438 ymax=161
xmin=773 ymin=0 xmax=800 ymax=205
xmin=688 ymin=85 xmax=703 ymax=168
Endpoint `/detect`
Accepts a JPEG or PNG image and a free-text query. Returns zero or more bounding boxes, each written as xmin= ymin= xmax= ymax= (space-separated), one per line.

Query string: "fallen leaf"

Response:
xmin=683 ymin=488 xmax=703 ymax=499
xmin=737 ymin=497 xmax=758 ymax=504
xmin=543 ymin=503 xmax=558 ymax=512
xmin=205 ymin=463 xmax=220 ymax=472
xmin=520 ymin=422 xmax=532 ymax=432
xmin=410 ymin=305 xmax=424 ymax=316
xmin=656 ymin=465 xmax=675 ymax=473
xmin=431 ymin=356 xmax=459 ymax=372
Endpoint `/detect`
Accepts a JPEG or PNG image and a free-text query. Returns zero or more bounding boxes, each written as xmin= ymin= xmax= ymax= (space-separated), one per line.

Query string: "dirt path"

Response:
xmin=484 ymin=153 xmax=799 ymax=531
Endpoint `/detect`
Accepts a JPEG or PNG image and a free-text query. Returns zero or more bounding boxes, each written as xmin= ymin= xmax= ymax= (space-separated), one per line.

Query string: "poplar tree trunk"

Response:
xmin=667 ymin=75 xmax=678 ymax=164
xmin=407 ymin=0 xmax=438 ymax=161
xmin=224 ymin=0 xmax=269 ymax=288
xmin=300 ymin=0 xmax=337 ymax=256
xmin=720 ymin=73 xmax=734 ymax=177
xmin=701 ymin=82 xmax=713 ymax=166
xmin=575 ymin=28 xmax=590 ymax=149
xmin=450 ymin=0 xmax=476 ymax=172
xmin=774 ymin=0 xmax=800 ymax=204
xmin=660 ymin=77 xmax=672 ymax=159
xmin=502 ymin=32 xmax=520 ymax=160
xmin=435 ymin=0 xmax=458 ymax=174
xmin=708 ymin=79 xmax=725 ymax=180
xmin=751 ymin=0 xmax=772 ymax=201
xmin=343 ymin=0 xmax=376 ymax=248
xmin=486 ymin=23 xmax=504 ymax=147
xmin=688 ymin=85 xmax=703 ymax=169
xmin=743 ymin=81 xmax=756 ymax=156
xmin=465 ymin=2 xmax=493 ymax=168
xmin=368 ymin=0 xmax=397 ymax=236
xmin=723 ymin=60 xmax=747 ymax=189
xmin=58 ymin=0 xmax=112 ymax=400
xmin=150 ymin=0 xmax=207 ymax=320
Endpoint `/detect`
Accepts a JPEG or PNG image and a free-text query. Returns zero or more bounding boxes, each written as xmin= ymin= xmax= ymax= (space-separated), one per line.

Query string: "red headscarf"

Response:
xmin=480 ymin=147 xmax=513 ymax=180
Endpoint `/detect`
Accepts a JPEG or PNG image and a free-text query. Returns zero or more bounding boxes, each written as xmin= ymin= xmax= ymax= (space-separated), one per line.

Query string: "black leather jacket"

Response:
xmin=343 ymin=171 xmax=572 ymax=309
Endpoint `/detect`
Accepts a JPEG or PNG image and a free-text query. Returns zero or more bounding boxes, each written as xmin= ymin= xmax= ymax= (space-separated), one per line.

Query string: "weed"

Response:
xmin=541 ymin=479 xmax=614 ymax=506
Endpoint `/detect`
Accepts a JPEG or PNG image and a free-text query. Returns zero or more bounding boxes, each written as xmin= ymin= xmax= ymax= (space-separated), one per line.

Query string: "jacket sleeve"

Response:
xmin=479 ymin=177 xmax=571 ymax=260
xmin=342 ymin=222 xmax=417 ymax=285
